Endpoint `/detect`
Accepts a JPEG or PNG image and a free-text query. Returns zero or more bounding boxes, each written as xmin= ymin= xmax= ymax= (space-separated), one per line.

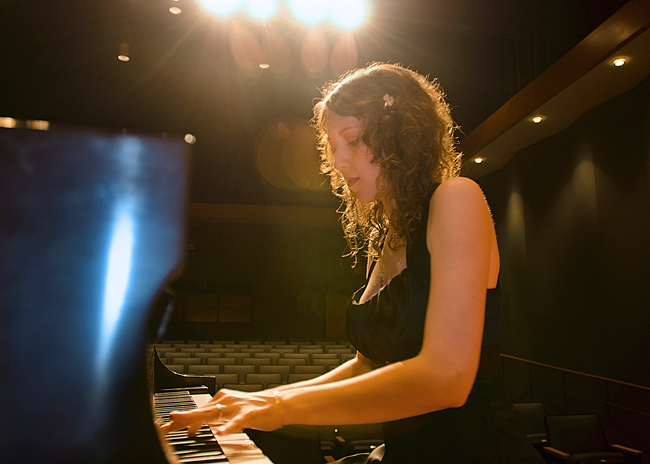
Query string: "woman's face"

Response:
xmin=326 ymin=111 xmax=381 ymax=204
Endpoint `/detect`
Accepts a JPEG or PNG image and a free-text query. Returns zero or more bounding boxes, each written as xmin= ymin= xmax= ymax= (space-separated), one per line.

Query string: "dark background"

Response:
xmin=3 ymin=0 xmax=647 ymax=396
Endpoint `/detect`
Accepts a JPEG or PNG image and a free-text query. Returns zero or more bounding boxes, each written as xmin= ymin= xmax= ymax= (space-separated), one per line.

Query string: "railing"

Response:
xmin=499 ymin=354 xmax=650 ymax=454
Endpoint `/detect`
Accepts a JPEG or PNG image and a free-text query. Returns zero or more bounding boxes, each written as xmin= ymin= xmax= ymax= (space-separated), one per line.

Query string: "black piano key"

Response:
xmin=154 ymin=391 xmax=230 ymax=464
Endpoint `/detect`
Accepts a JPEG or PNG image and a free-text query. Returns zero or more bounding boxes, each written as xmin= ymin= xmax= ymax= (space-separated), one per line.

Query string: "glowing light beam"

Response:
xmin=202 ymin=0 xmax=242 ymax=16
xmin=331 ymin=0 xmax=367 ymax=28
xmin=246 ymin=0 xmax=276 ymax=19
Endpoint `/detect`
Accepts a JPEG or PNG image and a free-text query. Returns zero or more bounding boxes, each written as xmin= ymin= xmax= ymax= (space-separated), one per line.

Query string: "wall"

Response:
xmin=477 ymin=74 xmax=650 ymax=453
xmin=164 ymin=218 xmax=364 ymax=341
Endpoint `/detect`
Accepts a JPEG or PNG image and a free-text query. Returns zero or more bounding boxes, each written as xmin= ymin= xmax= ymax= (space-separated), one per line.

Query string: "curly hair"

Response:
xmin=312 ymin=62 xmax=462 ymax=264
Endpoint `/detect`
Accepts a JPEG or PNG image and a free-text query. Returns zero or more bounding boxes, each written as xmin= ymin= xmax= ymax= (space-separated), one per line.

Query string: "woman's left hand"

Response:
xmin=159 ymin=388 xmax=283 ymax=436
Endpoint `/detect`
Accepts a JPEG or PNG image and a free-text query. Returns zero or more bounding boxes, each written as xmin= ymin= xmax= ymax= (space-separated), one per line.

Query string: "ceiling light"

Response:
xmin=169 ymin=6 xmax=182 ymax=14
xmin=202 ymin=0 xmax=242 ymax=15
xmin=246 ymin=0 xmax=276 ymax=19
xmin=289 ymin=0 xmax=328 ymax=24
xmin=26 ymin=120 xmax=50 ymax=130
xmin=0 ymin=117 xmax=17 ymax=128
xmin=331 ymin=0 xmax=367 ymax=28
xmin=531 ymin=115 xmax=543 ymax=124
xmin=117 ymin=42 xmax=130 ymax=62
xmin=184 ymin=134 xmax=197 ymax=144
xmin=612 ymin=57 xmax=627 ymax=67
xmin=259 ymin=63 xmax=270 ymax=69
xmin=474 ymin=157 xmax=484 ymax=164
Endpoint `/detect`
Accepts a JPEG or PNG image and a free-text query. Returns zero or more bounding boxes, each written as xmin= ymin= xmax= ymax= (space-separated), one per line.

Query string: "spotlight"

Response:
xmin=289 ymin=0 xmax=328 ymax=24
xmin=202 ymin=0 xmax=242 ymax=16
xmin=331 ymin=0 xmax=367 ymax=28
xmin=612 ymin=57 xmax=627 ymax=67
xmin=0 ymin=117 xmax=17 ymax=128
xmin=169 ymin=6 xmax=182 ymax=14
xmin=531 ymin=115 xmax=543 ymax=124
xmin=117 ymin=42 xmax=130 ymax=62
xmin=246 ymin=0 xmax=276 ymax=19
xmin=474 ymin=157 xmax=484 ymax=164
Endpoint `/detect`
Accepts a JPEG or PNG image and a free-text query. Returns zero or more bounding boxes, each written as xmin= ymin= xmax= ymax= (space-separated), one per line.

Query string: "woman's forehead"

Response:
xmin=326 ymin=111 xmax=363 ymax=132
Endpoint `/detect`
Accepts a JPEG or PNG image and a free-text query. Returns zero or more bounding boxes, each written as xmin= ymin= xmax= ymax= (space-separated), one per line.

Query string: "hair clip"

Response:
xmin=383 ymin=93 xmax=394 ymax=107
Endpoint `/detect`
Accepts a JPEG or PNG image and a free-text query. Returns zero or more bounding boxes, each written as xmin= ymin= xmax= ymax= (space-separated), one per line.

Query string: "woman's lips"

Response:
xmin=346 ymin=177 xmax=359 ymax=188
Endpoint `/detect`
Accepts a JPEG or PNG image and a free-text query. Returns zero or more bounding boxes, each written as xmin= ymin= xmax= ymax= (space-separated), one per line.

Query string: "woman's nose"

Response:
xmin=333 ymin=147 xmax=348 ymax=171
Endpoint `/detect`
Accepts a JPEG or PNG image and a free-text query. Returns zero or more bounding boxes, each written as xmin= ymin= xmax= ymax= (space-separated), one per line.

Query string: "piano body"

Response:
xmin=0 ymin=127 xmax=273 ymax=463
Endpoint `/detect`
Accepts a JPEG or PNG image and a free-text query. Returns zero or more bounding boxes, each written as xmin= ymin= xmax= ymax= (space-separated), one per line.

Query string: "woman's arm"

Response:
xmin=163 ymin=177 xmax=496 ymax=434
xmin=272 ymin=351 xmax=377 ymax=392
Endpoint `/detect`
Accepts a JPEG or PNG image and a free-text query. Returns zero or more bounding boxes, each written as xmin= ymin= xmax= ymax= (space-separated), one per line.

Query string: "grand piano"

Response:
xmin=0 ymin=126 xmax=278 ymax=463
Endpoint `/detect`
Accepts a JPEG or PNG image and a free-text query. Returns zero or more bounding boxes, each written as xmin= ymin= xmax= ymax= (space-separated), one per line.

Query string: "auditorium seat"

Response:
xmin=207 ymin=357 xmax=238 ymax=368
xmin=187 ymin=365 xmax=221 ymax=375
xmin=282 ymin=353 xmax=310 ymax=362
xmin=513 ymin=402 xmax=547 ymax=454
xmin=288 ymin=373 xmax=320 ymax=383
xmin=194 ymin=352 xmax=223 ymax=363
xmin=270 ymin=347 xmax=297 ymax=354
xmin=294 ymin=365 xmax=326 ymax=375
xmin=231 ymin=352 xmax=253 ymax=364
xmin=245 ymin=373 xmax=283 ymax=390
xmin=543 ymin=414 xmax=641 ymax=464
xmin=278 ymin=358 xmax=307 ymax=370
xmin=164 ymin=364 xmax=185 ymax=374
xmin=208 ymin=347 xmax=236 ymax=354
xmin=259 ymin=365 xmax=291 ymax=384
xmin=242 ymin=357 xmax=273 ymax=368
xmin=312 ymin=358 xmax=340 ymax=370
xmin=227 ymin=383 xmax=264 ymax=392
xmin=178 ymin=348 xmax=206 ymax=355
xmin=254 ymin=352 xmax=281 ymax=364
xmin=213 ymin=373 xmax=240 ymax=389
xmin=170 ymin=357 xmax=202 ymax=371
xmin=174 ymin=343 xmax=198 ymax=349
xmin=224 ymin=364 xmax=256 ymax=383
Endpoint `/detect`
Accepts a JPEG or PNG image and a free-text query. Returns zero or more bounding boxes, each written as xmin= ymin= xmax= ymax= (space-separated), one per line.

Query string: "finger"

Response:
xmin=216 ymin=417 xmax=243 ymax=436
xmin=187 ymin=421 xmax=203 ymax=437
xmin=166 ymin=408 xmax=210 ymax=434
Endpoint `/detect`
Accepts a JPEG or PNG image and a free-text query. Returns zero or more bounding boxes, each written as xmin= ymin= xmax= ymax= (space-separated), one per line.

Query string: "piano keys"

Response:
xmin=154 ymin=390 xmax=273 ymax=464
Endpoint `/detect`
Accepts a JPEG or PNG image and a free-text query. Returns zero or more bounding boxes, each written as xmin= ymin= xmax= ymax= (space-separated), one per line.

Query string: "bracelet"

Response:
xmin=273 ymin=390 xmax=284 ymax=427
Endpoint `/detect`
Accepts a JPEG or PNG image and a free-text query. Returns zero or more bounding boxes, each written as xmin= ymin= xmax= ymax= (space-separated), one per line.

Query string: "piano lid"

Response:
xmin=0 ymin=127 xmax=189 ymax=463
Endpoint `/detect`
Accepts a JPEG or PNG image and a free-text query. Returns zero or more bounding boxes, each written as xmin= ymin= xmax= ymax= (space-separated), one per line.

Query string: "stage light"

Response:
xmin=246 ymin=0 xmax=276 ymax=19
xmin=612 ymin=57 xmax=627 ymax=67
xmin=532 ymin=115 xmax=543 ymax=124
xmin=26 ymin=120 xmax=50 ymax=130
xmin=202 ymin=0 xmax=242 ymax=16
xmin=289 ymin=0 xmax=328 ymax=24
xmin=0 ymin=117 xmax=17 ymax=128
xmin=117 ymin=42 xmax=130 ymax=62
xmin=474 ymin=157 xmax=484 ymax=164
xmin=330 ymin=0 xmax=367 ymax=28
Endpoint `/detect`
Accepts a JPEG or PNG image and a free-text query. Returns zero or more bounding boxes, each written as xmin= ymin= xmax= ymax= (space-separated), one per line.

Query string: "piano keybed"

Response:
xmin=154 ymin=390 xmax=273 ymax=464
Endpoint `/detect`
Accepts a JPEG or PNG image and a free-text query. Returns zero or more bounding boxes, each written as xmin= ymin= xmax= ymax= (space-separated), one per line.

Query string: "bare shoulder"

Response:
xmin=429 ymin=177 xmax=487 ymax=213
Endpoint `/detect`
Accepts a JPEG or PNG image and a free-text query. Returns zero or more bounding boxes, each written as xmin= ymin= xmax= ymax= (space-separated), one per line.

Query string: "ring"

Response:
xmin=216 ymin=403 xmax=223 ymax=421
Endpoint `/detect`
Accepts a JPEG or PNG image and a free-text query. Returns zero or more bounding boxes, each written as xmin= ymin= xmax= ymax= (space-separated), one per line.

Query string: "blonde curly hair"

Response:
xmin=312 ymin=62 xmax=462 ymax=264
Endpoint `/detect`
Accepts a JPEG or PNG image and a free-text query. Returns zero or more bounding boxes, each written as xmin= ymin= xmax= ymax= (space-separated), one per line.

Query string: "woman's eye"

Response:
xmin=347 ymin=139 xmax=358 ymax=147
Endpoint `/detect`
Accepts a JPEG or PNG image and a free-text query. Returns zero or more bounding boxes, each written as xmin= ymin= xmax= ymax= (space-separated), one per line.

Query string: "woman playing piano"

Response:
xmin=162 ymin=63 xmax=543 ymax=463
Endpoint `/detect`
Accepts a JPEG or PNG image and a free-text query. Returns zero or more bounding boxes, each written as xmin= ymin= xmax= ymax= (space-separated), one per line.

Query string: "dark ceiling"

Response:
xmin=0 ymin=0 xmax=629 ymax=207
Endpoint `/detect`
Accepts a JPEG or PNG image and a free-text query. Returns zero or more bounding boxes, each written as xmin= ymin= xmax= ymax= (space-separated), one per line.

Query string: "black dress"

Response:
xmin=346 ymin=194 xmax=544 ymax=464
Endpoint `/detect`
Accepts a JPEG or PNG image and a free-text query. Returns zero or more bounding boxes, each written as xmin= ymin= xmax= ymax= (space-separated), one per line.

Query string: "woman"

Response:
xmin=162 ymin=63 xmax=543 ymax=463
